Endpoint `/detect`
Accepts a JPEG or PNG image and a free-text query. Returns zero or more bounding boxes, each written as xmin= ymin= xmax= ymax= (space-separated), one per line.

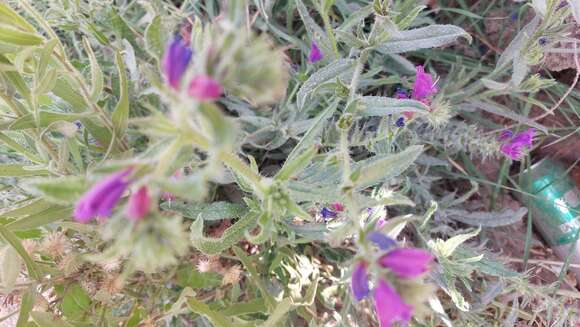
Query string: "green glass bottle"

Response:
xmin=522 ymin=159 xmax=580 ymax=282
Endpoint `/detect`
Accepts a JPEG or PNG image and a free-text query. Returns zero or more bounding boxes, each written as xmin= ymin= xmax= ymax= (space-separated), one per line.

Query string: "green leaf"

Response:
xmin=0 ymin=225 xmax=41 ymax=280
xmin=145 ymin=15 xmax=165 ymax=59
xmin=463 ymin=101 xmax=548 ymax=133
xmin=176 ymin=266 xmax=222 ymax=289
xmin=61 ymin=284 xmax=91 ymax=321
xmin=275 ymin=146 xmax=317 ymax=181
xmin=0 ymin=132 xmax=43 ymax=163
xmin=5 ymin=205 xmax=72 ymax=231
xmin=0 ymin=23 xmax=43 ymax=45
xmin=190 ymin=211 xmax=258 ymax=255
xmin=82 ymin=37 xmax=104 ymax=102
xmin=0 ymin=245 xmax=22 ymax=292
xmin=359 ymin=96 xmax=429 ymax=117
xmin=186 ymin=298 xmax=234 ymax=327
xmin=232 ymin=247 xmax=277 ymax=310
xmin=260 ymin=298 xmax=294 ymax=327
xmin=15 ymin=286 xmax=35 ymax=327
xmin=444 ymin=207 xmax=528 ymax=227
xmin=30 ymin=311 xmax=73 ymax=327
xmin=221 ymin=299 xmax=266 ymax=316
xmin=112 ymin=50 xmax=129 ymax=139
xmin=0 ymin=199 xmax=53 ymax=218
xmin=428 ymin=227 xmax=481 ymax=258
xmin=0 ymin=164 xmax=49 ymax=177
xmin=36 ymin=39 xmax=58 ymax=79
xmin=296 ymin=59 xmax=356 ymax=109
xmin=286 ymin=101 xmax=338 ymax=163
xmin=375 ymin=25 xmax=471 ymax=54
xmin=163 ymin=201 xmax=248 ymax=221
xmin=0 ymin=3 xmax=36 ymax=32
xmin=353 ymin=145 xmax=423 ymax=189
xmin=25 ymin=176 xmax=89 ymax=205
xmin=7 ymin=111 xmax=95 ymax=130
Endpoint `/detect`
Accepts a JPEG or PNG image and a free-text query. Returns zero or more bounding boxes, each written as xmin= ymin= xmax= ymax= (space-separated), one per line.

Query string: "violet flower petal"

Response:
xmin=162 ymin=37 xmax=193 ymax=90
xmin=379 ymin=248 xmax=434 ymax=278
xmin=374 ymin=279 xmax=413 ymax=327
xmin=74 ymin=168 xmax=132 ymax=223
xmin=320 ymin=207 xmax=337 ymax=219
xmin=366 ymin=231 xmax=396 ymax=251
xmin=351 ymin=262 xmax=370 ymax=301
xmin=308 ymin=41 xmax=323 ymax=63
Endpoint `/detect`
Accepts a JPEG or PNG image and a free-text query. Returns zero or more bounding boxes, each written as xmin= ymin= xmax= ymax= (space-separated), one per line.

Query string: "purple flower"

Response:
xmin=395 ymin=88 xmax=408 ymax=99
xmin=125 ymin=186 xmax=151 ymax=221
xmin=366 ymin=231 xmax=396 ymax=251
xmin=395 ymin=117 xmax=405 ymax=127
xmin=162 ymin=37 xmax=193 ymax=90
xmin=320 ymin=207 xmax=337 ymax=219
xmin=74 ymin=168 xmax=133 ymax=223
xmin=351 ymin=262 xmax=370 ymax=301
xmin=499 ymin=128 xmax=535 ymax=160
xmin=379 ymin=248 xmax=434 ymax=278
xmin=374 ymin=279 xmax=413 ymax=327
xmin=187 ymin=75 xmax=223 ymax=101
xmin=308 ymin=41 xmax=323 ymax=63
xmin=498 ymin=130 xmax=514 ymax=141
xmin=412 ymin=65 xmax=438 ymax=101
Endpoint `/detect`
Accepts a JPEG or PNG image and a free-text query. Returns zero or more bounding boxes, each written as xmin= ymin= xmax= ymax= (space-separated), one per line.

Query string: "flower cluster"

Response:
xmin=498 ymin=128 xmax=535 ymax=160
xmin=351 ymin=232 xmax=434 ymax=327
xmin=162 ymin=37 xmax=223 ymax=101
xmin=74 ymin=168 xmax=151 ymax=223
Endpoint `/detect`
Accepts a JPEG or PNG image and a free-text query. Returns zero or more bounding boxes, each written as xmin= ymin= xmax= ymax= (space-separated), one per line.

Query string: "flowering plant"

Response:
xmin=0 ymin=0 xmax=577 ymax=326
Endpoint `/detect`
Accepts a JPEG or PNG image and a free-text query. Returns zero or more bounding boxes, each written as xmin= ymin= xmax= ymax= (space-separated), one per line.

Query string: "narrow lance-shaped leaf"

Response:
xmin=0 ymin=164 xmax=49 ymax=177
xmin=0 ymin=3 xmax=36 ymax=32
xmin=375 ymin=25 xmax=471 ymax=54
xmin=276 ymin=146 xmax=317 ymax=181
xmin=359 ymin=96 xmax=429 ymax=117
xmin=444 ymin=207 xmax=528 ymax=227
xmin=0 ymin=24 xmax=43 ymax=46
xmin=286 ymin=100 xmax=337 ymax=163
xmin=112 ymin=50 xmax=129 ymax=139
xmin=0 ymin=225 xmax=41 ymax=280
xmin=82 ymin=37 xmax=104 ymax=102
xmin=8 ymin=111 xmax=96 ymax=130
xmin=296 ymin=59 xmax=355 ymax=109
xmin=145 ymin=15 xmax=165 ymax=59
xmin=353 ymin=145 xmax=424 ymax=189
xmin=15 ymin=286 xmax=35 ymax=327
xmin=190 ymin=211 xmax=258 ymax=255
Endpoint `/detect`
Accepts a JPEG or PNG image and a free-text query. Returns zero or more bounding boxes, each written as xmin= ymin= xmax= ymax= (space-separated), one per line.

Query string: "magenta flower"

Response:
xmin=125 ymin=186 xmax=151 ymax=221
xmin=331 ymin=202 xmax=344 ymax=212
xmin=499 ymin=128 xmax=535 ymax=160
xmin=374 ymin=280 xmax=413 ymax=327
xmin=351 ymin=262 xmax=370 ymax=301
xmin=162 ymin=37 xmax=193 ymax=90
xmin=412 ymin=65 xmax=438 ymax=101
xmin=379 ymin=248 xmax=434 ymax=278
xmin=74 ymin=168 xmax=133 ymax=223
xmin=308 ymin=41 xmax=323 ymax=63
xmin=187 ymin=75 xmax=223 ymax=101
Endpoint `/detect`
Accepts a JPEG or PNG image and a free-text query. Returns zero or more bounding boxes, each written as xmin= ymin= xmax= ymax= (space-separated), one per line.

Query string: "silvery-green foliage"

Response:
xmin=0 ymin=0 xmax=577 ymax=325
